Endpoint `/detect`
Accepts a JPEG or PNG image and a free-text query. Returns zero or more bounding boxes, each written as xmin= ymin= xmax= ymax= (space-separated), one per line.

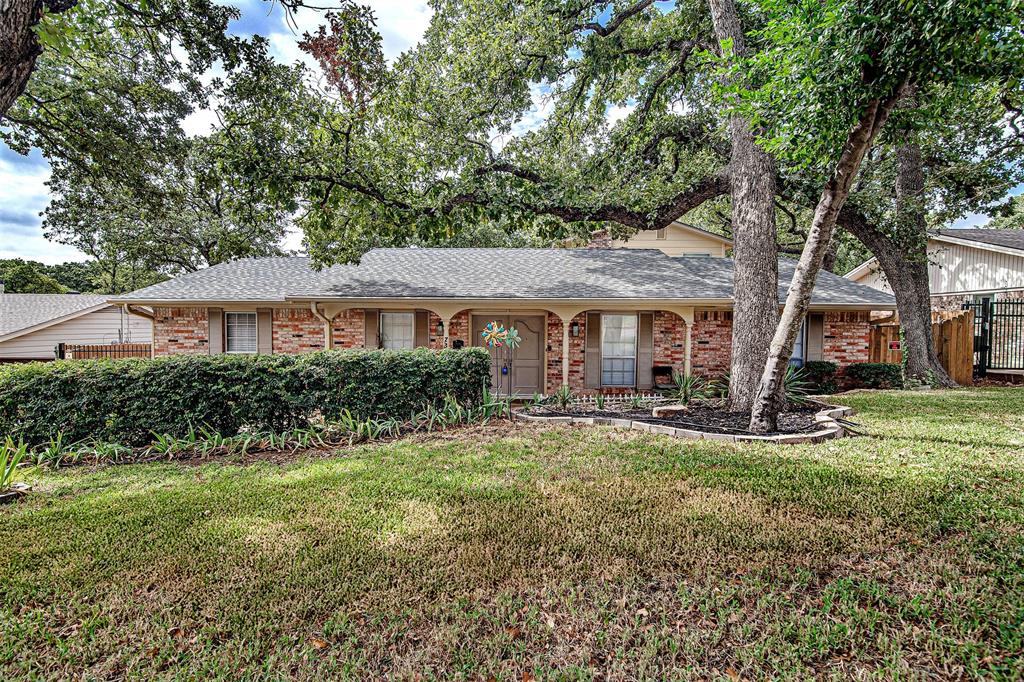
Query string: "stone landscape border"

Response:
xmin=512 ymin=404 xmax=855 ymax=444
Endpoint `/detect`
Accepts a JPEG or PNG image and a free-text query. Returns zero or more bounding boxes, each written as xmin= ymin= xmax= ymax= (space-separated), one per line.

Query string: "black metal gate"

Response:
xmin=963 ymin=298 xmax=1024 ymax=375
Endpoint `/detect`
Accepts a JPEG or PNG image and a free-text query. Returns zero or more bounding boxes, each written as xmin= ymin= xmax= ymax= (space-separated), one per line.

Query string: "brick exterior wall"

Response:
xmin=153 ymin=307 xmax=208 ymax=356
xmin=150 ymin=306 xmax=875 ymax=375
xmin=691 ymin=311 xmax=733 ymax=377
xmin=331 ymin=309 xmax=366 ymax=349
xmin=822 ymin=311 xmax=871 ymax=365
xmin=653 ymin=311 xmax=688 ymax=383
xmin=273 ymin=309 xmax=326 ymax=354
xmin=545 ymin=311 xmax=691 ymax=393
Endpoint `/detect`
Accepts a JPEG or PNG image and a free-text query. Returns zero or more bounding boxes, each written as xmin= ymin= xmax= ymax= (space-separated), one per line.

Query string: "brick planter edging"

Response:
xmin=511 ymin=405 xmax=854 ymax=445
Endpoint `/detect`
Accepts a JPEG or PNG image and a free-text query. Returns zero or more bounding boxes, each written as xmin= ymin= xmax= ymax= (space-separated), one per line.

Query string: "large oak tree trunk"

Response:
xmin=708 ymin=0 xmax=779 ymax=413
xmin=891 ymin=107 xmax=955 ymax=385
xmin=839 ymin=208 xmax=955 ymax=385
xmin=749 ymin=91 xmax=905 ymax=433
xmin=0 ymin=1 xmax=75 ymax=119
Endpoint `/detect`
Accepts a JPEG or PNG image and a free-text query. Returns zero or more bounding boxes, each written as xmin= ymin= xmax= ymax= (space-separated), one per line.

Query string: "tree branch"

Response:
xmin=574 ymin=0 xmax=655 ymax=37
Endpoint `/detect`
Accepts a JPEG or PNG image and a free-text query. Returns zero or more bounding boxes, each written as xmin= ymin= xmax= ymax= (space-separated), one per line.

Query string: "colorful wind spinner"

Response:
xmin=503 ymin=326 xmax=521 ymax=350
xmin=480 ymin=320 xmax=507 ymax=348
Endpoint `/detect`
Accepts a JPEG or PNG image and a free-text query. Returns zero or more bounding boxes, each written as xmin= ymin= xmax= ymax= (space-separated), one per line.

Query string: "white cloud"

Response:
xmin=282 ymin=225 xmax=305 ymax=253
xmin=0 ymin=149 xmax=86 ymax=264
xmin=606 ymin=102 xmax=636 ymax=127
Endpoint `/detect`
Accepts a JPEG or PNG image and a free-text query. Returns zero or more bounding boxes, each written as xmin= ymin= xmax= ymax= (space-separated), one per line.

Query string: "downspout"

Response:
xmin=310 ymin=302 xmax=333 ymax=350
xmin=123 ymin=304 xmax=156 ymax=357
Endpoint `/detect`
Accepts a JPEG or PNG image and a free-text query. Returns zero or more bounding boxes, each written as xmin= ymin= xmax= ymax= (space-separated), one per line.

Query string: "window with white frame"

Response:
xmin=380 ymin=312 xmax=415 ymax=350
xmin=601 ymin=314 xmax=637 ymax=386
xmin=225 ymin=312 xmax=257 ymax=353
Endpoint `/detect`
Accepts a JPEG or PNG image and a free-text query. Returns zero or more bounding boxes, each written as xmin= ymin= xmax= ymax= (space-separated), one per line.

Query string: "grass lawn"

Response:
xmin=2 ymin=389 xmax=1024 ymax=680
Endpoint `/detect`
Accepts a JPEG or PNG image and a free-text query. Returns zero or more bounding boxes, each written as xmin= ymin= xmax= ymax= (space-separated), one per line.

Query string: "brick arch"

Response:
xmin=426 ymin=309 xmax=471 ymax=349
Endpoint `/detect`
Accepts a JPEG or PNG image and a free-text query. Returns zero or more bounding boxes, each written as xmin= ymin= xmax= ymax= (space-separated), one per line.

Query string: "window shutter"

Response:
xmin=414 ymin=310 xmax=430 ymax=348
xmin=256 ymin=308 xmax=272 ymax=354
xmin=584 ymin=313 xmax=601 ymax=388
xmin=207 ymin=308 xmax=224 ymax=355
xmin=807 ymin=313 xmax=825 ymax=361
xmin=363 ymin=309 xmax=380 ymax=348
xmin=637 ymin=312 xmax=654 ymax=389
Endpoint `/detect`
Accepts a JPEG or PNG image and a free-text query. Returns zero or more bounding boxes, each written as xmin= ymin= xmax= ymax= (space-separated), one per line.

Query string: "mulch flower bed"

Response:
xmin=519 ymin=399 xmax=844 ymax=439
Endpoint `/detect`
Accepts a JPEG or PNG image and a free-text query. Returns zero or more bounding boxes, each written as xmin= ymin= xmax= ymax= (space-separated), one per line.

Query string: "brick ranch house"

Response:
xmin=111 ymin=224 xmax=895 ymax=395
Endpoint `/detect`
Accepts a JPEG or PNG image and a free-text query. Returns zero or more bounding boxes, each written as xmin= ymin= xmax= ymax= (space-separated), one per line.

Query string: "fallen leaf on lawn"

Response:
xmin=545 ymin=615 xmax=555 ymax=629
xmin=635 ymin=608 xmax=649 ymax=619
xmin=504 ymin=626 xmax=522 ymax=639
xmin=310 ymin=636 xmax=330 ymax=650
xmin=725 ymin=667 xmax=741 ymax=681
xmin=168 ymin=627 xmax=184 ymax=639
xmin=522 ymin=672 xmax=535 ymax=682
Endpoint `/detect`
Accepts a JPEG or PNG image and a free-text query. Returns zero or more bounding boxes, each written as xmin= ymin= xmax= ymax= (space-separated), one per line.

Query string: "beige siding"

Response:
xmin=850 ymin=263 xmax=892 ymax=294
xmin=928 ymin=240 xmax=1024 ymax=295
xmin=848 ymin=239 xmax=1024 ymax=296
xmin=611 ymin=223 xmax=728 ymax=257
xmin=0 ymin=306 xmax=151 ymax=360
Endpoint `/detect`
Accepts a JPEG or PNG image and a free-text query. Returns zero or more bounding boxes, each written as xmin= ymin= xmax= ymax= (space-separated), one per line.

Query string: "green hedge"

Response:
xmin=802 ymin=361 xmax=839 ymax=394
xmin=0 ymin=348 xmax=492 ymax=446
xmin=844 ymin=362 xmax=903 ymax=389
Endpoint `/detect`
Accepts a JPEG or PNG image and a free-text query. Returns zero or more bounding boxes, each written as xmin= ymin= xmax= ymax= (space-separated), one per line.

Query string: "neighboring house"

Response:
xmin=587 ymin=222 xmax=733 ymax=257
xmin=0 ymin=293 xmax=151 ymax=362
xmin=845 ymin=229 xmax=1024 ymax=310
xmin=110 ymin=228 xmax=893 ymax=395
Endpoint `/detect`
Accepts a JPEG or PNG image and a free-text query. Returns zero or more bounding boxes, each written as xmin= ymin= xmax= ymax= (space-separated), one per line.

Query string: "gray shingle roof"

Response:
xmin=0 ymin=294 xmax=109 ymax=338
xmin=934 ymin=229 xmax=1024 ymax=253
xmin=112 ymin=249 xmax=895 ymax=307
xmin=109 ymin=257 xmax=338 ymax=303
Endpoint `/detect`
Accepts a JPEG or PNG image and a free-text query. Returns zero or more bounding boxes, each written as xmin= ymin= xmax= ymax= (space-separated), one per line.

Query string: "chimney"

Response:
xmin=586 ymin=229 xmax=612 ymax=249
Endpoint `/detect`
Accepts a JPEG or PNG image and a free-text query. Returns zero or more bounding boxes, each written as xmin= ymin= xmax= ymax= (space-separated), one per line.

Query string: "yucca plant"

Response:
xmin=552 ymin=385 xmax=574 ymax=409
xmin=1 ymin=437 xmax=28 ymax=492
xmin=34 ymin=432 xmax=69 ymax=467
xmin=709 ymin=373 xmax=731 ymax=400
xmin=147 ymin=432 xmax=182 ymax=458
xmin=784 ymin=366 xmax=812 ymax=405
xmin=667 ymin=371 xmax=707 ymax=405
xmin=594 ymin=393 xmax=606 ymax=410
xmin=82 ymin=441 xmax=131 ymax=464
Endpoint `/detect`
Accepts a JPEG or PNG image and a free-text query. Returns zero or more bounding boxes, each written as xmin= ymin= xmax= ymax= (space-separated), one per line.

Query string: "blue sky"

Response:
xmin=0 ymin=0 xmax=1018 ymax=264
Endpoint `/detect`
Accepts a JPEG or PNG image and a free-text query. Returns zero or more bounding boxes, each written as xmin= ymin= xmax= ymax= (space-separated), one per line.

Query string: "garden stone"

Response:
xmin=652 ymin=404 xmax=688 ymax=418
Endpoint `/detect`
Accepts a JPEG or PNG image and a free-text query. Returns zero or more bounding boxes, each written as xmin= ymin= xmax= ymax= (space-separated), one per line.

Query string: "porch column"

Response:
xmin=662 ymin=305 xmax=696 ymax=377
xmin=423 ymin=304 xmax=466 ymax=350
xmin=545 ymin=306 xmax=588 ymax=392
xmin=685 ymin=321 xmax=692 ymax=377
xmin=562 ymin=321 xmax=570 ymax=387
xmin=309 ymin=302 xmax=333 ymax=349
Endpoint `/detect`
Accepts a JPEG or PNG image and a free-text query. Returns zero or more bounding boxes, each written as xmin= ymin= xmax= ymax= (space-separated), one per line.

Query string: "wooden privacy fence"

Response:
xmin=869 ymin=309 xmax=975 ymax=385
xmin=57 ymin=343 xmax=152 ymax=360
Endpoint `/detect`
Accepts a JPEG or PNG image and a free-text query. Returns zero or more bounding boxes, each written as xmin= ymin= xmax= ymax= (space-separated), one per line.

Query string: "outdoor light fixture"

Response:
xmin=570 ymin=321 xmax=581 ymax=337
xmin=435 ymin=320 xmax=444 ymax=335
